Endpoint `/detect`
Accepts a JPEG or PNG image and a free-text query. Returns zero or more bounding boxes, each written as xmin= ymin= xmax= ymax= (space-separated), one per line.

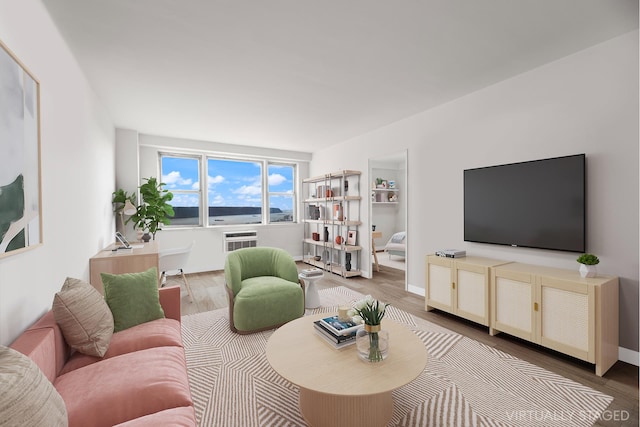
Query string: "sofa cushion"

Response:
xmin=53 ymin=277 xmax=114 ymax=357
xmin=60 ymin=318 xmax=183 ymax=375
xmin=102 ymin=267 xmax=165 ymax=332
xmin=0 ymin=346 xmax=68 ymax=426
xmin=54 ymin=346 xmax=192 ymax=427
xmin=113 ymin=406 xmax=196 ymax=426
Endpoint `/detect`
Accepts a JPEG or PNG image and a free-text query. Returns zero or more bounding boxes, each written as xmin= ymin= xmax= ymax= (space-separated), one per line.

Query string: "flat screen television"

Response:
xmin=464 ymin=154 xmax=585 ymax=253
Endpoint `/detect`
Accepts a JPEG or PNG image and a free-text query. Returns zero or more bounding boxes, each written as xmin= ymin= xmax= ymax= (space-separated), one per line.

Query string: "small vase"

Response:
xmin=142 ymin=232 xmax=151 ymax=243
xmin=356 ymin=324 xmax=389 ymax=363
xmin=579 ymin=263 xmax=596 ymax=278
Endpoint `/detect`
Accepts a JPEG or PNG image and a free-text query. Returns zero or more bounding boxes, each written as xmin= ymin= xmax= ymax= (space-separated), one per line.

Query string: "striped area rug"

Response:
xmin=181 ymin=286 xmax=612 ymax=427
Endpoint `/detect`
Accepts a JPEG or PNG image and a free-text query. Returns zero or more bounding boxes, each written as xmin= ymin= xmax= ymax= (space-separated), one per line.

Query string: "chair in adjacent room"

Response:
xmin=224 ymin=247 xmax=305 ymax=334
xmin=158 ymin=241 xmax=195 ymax=303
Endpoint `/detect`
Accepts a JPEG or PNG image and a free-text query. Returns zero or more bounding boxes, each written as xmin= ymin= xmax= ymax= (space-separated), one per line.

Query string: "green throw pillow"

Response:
xmin=101 ymin=267 xmax=165 ymax=332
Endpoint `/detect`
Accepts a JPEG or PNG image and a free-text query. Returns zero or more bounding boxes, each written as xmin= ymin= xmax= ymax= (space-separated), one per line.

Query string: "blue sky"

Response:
xmin=161 ymin=157 xmax=293 ymax=210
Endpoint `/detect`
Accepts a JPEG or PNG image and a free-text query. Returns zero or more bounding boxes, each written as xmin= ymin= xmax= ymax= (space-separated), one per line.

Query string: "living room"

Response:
xmin=0 ymin=1 xmax=638 ymax=424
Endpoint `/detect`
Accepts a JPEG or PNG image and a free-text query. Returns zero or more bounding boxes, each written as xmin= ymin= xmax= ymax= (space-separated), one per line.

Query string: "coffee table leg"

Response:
xmin=299 ymin=387 xmax=393 ymax=427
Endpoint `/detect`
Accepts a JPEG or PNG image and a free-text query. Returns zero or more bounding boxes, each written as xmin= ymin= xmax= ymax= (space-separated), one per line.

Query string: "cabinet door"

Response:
xmin=455 ymin=264 xmax=489 ymax=326
xmin=491 ymin=269 xmax=536 ymax=341
xmin=426 ymin=257 xmax=453 ymax=312
xmin=537 ymin=276 xmax=595 ymax=362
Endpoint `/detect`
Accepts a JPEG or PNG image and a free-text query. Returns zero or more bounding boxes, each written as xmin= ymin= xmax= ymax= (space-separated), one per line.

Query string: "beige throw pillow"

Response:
xmin=52 ymin=277 xmax=114 ymax=357
xmin=0 ymin=346 xmax=68 ymax=426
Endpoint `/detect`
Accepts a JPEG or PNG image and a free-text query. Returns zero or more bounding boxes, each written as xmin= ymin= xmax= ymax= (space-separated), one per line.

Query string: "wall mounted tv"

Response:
xmin=464 ymin=154 xmax=585 ymax=253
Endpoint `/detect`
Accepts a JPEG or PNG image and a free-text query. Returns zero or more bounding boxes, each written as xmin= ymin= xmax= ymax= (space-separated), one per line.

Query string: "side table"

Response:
xmin=299 ymin=273 xmax=323 ymax=309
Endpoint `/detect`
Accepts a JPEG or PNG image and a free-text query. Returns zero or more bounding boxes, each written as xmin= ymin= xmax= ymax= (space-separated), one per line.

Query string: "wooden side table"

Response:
xmin=372 ymin=230 xmax=382 ymax=272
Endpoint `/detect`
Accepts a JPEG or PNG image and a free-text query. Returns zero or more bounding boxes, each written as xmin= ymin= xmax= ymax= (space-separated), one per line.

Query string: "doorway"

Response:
xmin=369 ymin=150 xmax=408 ymax=290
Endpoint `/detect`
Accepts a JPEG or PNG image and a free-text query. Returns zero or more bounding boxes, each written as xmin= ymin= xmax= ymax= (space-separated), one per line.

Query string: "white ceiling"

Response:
xmin=42 ymin=0 xmax=638 ymax=153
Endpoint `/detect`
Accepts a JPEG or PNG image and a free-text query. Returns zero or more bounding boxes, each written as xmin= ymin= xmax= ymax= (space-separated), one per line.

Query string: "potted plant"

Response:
xmin=111 ymin=189 xmax=136 ymax=234
xmin=577 ymin=253 xmax=599 ymax=278
xmin=129 ymin=177 xmax=174 ymax=241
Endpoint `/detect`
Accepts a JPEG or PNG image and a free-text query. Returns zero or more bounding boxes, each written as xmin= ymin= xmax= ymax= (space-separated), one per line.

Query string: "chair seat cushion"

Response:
xmin=233 ymin=276 xmax=303 ymax=331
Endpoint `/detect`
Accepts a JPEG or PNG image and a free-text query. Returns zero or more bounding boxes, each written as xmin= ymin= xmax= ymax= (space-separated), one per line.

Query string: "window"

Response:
xmin=207 ymin=158 xmax=262 ymax=225
xmin=267 ymin=163 xmax=295 ymax=223
xmin=159 ymin=153 xmax=296 ymax=227
xmin=160 ymin=155 xmax=201 ymax=226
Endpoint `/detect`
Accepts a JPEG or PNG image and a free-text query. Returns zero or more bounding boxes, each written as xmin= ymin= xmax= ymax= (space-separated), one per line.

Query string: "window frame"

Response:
xmin=158 ymin=152 xmax=298 ymax=228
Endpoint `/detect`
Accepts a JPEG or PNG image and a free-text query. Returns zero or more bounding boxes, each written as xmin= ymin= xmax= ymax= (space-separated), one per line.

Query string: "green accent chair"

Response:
xmin=224 ymin=247 xmax=305 ymax=334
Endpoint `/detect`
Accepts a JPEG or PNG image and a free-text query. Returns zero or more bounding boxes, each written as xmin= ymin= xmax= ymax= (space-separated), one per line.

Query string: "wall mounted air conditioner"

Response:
xmin=223 ymin=231 xmax=258 ymax=252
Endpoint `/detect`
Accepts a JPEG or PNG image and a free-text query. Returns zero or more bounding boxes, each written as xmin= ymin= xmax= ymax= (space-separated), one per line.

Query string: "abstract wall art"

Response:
xmin=0 ymin=40 xmax=42 ymax=258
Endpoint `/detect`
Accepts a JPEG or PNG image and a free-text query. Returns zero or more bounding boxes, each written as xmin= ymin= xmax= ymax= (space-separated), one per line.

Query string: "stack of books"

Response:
xmin=313 ymin=315 xmax=363 ymax=349
xmin=300 ymin=268 xmax=323 ymax=278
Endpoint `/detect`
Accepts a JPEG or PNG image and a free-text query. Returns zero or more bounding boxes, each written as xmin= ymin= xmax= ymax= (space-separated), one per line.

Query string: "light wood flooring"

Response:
xmin=166 ymin=264 xmax=639 ymax=427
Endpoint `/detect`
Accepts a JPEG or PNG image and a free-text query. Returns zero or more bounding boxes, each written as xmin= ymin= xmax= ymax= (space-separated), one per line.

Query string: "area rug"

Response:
xmin=181 ymin=286 xmax=613 ymax=427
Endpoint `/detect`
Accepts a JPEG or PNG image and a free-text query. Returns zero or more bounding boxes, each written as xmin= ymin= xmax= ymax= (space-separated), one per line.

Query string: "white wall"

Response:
xmin=312 ymin=31 xmax=639 ymax=352
xmin=115 ymin=132 xmax=311 ymax=273
xmin=0 ymin=0 xmax=115 ymax=345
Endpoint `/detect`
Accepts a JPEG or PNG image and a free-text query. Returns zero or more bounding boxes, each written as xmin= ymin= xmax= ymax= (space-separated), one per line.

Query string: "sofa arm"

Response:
xmin=159 ymin=285 xmax=181 ymax=322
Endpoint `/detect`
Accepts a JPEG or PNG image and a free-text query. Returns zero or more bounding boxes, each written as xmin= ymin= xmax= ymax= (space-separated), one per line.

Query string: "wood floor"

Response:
xmin=167 ymin=264 xmax=639 ymax=427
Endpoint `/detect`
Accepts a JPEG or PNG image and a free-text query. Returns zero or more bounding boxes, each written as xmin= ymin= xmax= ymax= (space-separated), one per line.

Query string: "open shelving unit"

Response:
xmin=302 ymin=170 xmax=362 ymax=278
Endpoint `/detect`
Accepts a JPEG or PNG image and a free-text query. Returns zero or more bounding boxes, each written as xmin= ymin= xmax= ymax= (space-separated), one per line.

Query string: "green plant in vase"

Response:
xmin=577 ymin=253 xmax=599 ymax=278
xmin=349 ymin=295 xmax=390 ymax=362
xmin=129 ymin=177 xmax=174 ymax=241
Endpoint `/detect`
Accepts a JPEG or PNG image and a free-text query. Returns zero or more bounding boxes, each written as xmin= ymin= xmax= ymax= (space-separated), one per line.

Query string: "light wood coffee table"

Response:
xmin=266 ymin=313 xmax=427 ymax=427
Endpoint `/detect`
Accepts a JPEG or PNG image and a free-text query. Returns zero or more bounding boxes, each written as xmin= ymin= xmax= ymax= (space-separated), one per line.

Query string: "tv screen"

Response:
xmin=464 ymin=154 xmax=585 ymax=253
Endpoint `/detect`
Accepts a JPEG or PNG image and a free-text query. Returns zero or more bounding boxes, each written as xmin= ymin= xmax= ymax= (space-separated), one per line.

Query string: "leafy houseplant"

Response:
xmin=349 ymin=295 xmax=390 ymax=362
xmin=577 ymin=253 xmax=599 ymax=278
xmin=129 ymin=177 xmax=174 ymax=240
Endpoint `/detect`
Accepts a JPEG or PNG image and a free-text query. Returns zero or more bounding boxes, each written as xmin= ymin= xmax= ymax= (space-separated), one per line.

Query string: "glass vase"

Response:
xmin=356 ymin=324 xmax=389 ymax=363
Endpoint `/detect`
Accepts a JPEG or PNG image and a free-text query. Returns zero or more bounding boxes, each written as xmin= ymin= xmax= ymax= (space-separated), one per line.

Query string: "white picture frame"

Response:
xmin=347 ymin=230 xmax=357 ymax=245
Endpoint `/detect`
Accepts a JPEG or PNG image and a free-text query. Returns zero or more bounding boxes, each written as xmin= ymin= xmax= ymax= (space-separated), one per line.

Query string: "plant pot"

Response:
xmin=579 ymin=263 xmax=597 ymax=278
xmin=356 ymin=324 xmax=389 ymax=363
xmin=142 ymin=232 xmax=151 ymax=243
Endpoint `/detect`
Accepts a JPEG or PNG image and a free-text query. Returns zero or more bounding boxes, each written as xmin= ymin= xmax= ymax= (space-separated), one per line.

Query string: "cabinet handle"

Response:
xmin=452 ymin=282 xmax=455 ymax=289
xmin=534 ymin=302 xmax=539 ymax=312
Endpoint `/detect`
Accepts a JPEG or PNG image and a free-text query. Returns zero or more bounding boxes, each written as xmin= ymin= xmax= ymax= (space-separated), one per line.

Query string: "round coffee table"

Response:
xmin=266 ymin=313 xmax=427 ymax=427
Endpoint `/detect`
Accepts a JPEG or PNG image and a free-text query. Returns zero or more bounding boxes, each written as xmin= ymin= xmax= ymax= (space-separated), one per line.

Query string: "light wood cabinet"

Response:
xmin=302 ymin=170 xmax=362 ymax=278
xmin=425 ymin=255 xmax=508 ymax=326
xmin=490 ymin=262 xmax=618 ymax=376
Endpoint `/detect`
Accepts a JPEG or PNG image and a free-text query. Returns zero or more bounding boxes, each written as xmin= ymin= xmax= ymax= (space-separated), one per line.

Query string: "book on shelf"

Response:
xmin=319 ymin=315 xmax=363 ymax=336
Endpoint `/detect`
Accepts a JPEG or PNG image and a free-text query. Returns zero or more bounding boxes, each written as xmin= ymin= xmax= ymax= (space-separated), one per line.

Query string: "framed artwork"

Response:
xmin=0 ymin=40 xmax=42 ymax=258
xmin=347 ymin=230 xmax=357 ymax=246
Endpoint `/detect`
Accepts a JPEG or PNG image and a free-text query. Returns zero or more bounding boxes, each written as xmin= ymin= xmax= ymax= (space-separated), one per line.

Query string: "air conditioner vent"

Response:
xmin=223 ymin=231 xmax=258 ymax=252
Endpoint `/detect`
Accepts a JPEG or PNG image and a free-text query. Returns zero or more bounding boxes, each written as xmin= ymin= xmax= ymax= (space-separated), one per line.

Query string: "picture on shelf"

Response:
xmin=347 ymin=230 xmax=357 ymax=245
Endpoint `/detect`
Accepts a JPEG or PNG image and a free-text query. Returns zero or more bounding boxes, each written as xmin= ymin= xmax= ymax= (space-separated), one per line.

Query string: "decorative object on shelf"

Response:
xmin=335 ymin=235 xmax=344 ymax=245
xmin=333 ymin=202 xmax=344 ymax=221
xmin=312 ymin=232 xmax=320 ymax=241
xmin=318 ymin=205 xmax=325 ymax=220
xmin=129 ymin=177 xmax=174 ymax=240
xmin=345 ymin=253 xmax=352 ymax=271
xmin=388 ymin=192 xmax=397 ymax=202
xmin=349 ymin=295 xmax=390 ymax=363
xmin=372 ymin=225 xmax=376 ymax=231
xmin=388 ymin=180 xmax=396 ymax=188
xmin=344 ymin=179 xmax=349 ymax=195
xmin=323 ymin=226 xmax=329 ymax=242
xmin=347 ymin=230 xmax=357 ymax=245
xmin=577 ymin=253 xmax=599 ymax=278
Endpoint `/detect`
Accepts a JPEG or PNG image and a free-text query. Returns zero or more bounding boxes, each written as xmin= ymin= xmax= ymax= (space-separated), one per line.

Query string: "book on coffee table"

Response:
xmin=319 ymin=315 xmax=363 ymax=336
xmin=313 ymin=322 xmax=356 ymax=349
xmin=313 ymin=321 xmax=357 ymax=343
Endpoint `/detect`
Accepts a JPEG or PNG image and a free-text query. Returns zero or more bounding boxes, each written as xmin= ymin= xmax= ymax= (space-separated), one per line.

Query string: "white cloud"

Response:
xmin=234 ymin=184 xmax=261 ymax=196
xmin=208 ymin=175 xmax=225 ymax=188
xmin=268 ymin=173 xmax=287 ymax=186
xmin=162 ymin=171 xmax=192 ymax=187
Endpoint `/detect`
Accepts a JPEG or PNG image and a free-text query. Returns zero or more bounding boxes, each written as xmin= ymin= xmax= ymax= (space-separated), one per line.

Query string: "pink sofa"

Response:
xmin=10 ymin=285 xmax=197 ymax=427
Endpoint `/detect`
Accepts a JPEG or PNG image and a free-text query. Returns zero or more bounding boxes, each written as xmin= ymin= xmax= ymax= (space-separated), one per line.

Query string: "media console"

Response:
xmin=425 ymin=255 xmax=619 ymax=376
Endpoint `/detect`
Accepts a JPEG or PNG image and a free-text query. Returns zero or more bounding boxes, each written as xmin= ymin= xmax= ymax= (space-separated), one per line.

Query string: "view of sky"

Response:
xmin=161 ymin=157 xmax=294 ymax=211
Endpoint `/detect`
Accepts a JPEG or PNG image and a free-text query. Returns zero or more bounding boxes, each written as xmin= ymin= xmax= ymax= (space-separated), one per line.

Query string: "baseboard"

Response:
xmin=618 ymin=347 xmax=639 ymax=366
xmin=407 ymin=284 xmax=425 ymax=297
